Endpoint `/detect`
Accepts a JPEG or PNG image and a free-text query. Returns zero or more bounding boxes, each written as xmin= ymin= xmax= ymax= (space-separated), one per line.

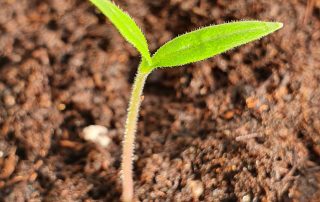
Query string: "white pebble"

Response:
xmin=242 ymin=194 xmax=251 ymax=202
xmin=83 ymin=125 xmax=110 ymax=148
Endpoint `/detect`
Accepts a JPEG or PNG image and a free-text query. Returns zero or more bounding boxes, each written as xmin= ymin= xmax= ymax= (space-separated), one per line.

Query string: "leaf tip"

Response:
xmin=277 ymin=22 xmax=284 ymax=29
xmin=264 ymin=21 xmax=283 ymax=33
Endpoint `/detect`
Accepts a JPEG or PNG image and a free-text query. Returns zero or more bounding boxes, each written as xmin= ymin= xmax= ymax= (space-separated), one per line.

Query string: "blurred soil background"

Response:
xmin=0 ymin=0 xmax=320 ymax=201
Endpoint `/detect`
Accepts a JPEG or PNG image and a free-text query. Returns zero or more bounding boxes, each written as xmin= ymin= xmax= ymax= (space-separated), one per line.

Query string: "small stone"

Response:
xmin=29 ymin=172 xmax=38 ymax=182
xmin=212 ymin=188 xmax=224 ymax=198
xmin=222 ymin=110 xmax=234 ymax=120
xmin=242 ymin=194 xmax=251 ymax=202
xmin=0 ymin=149 xmax=16 ymax=179
xmin=246 ymin=97 xmax=258 ymax=109
xmin=57 ymin=103 xmax=66 ymax=111
xmin=83 ymin=125 xmax=110 ymax=148
xmin=259 ymin=104 xmax=269 ymax=112
xmin=188 ymin=180 xmax=204 ymax=200
xmin=4 ymin=94 xmax=15 ymax=107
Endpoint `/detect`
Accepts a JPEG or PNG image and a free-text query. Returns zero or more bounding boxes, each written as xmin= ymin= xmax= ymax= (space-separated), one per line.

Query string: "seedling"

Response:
xmin=89 ymin=0 xmax=283 ymax=201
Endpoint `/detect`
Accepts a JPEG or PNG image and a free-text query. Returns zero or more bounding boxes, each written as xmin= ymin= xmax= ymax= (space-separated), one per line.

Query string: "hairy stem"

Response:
xmin=122 ymin=68 xmax=149 ymax=202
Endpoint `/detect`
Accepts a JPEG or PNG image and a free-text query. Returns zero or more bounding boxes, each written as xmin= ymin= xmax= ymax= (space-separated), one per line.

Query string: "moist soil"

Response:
xmin=1 ymin=0 xmax=320 ymax=201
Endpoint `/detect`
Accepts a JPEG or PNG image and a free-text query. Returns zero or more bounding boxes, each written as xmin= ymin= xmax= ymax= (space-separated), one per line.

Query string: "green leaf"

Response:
xmin=90 ymin=0 xmax=152 ymax=64
xmin=148 ymin=21 xmax=282 ymax=71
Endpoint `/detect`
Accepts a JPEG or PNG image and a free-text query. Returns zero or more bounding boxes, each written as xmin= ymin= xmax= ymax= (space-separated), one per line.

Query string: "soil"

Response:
xmin=0 ymin=0 xmax=320 ymax=201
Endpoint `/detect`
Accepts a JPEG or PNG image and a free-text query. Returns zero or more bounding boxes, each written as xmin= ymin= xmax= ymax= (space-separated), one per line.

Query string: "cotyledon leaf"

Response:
xmin=90 ymin=0 xmax=152 ymax=64
xmin=143 ymin=21 xmax=282 ymax=72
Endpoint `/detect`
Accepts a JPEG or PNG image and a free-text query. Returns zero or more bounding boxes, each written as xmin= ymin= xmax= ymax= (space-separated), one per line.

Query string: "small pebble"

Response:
xmin=212 ymin=188 xmax=224 ymax=198
xmin=222 ymin=110 xmax=234 ymax=120
xmin=242 ymin=194 xmax=251 ymax=202
xmin=29 ymin=172 xmax=38 ymax=182
xmin=4 ymin=94 xmax=15 ymax=107
xmin=188 ymin=180 xmax=204 ymax=199
xmin=0 ymin=150 xmax=16 ymax=179
xmin=83 ymin=125 xmax=111 ymax=148
xmin=246 ymin=97 xmax=257 ymax=109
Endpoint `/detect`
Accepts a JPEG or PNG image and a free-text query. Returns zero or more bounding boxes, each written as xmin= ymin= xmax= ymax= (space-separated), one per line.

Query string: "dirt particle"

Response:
xmin=246 ymin=97 xmax=258 ymax=109
xmin=0 ymin=148 xmax=17 ymax=179
xmin=259 ymin=104 xmax=269 ymax=112
xmin=57 ymin=103 xmax=66 ymax=111
xmin=313 ymin=144 xmax=320 ymax=157
xmin=187 ymin=180 xmax=204 ymax=200
xmin=212 ymin=188 xmax=224 ymax=198
xmin=33 ymin=160 xmax=43 ymax=170
xmin=59 ymin=140 xmax=83 ymax=151
xmin=29 ymin=172 xmax=37 ymax=182
xmin=222 ymin=110 xmax=235 ymax=120
xmin=3 ymin=94 xmax=15 ymax=107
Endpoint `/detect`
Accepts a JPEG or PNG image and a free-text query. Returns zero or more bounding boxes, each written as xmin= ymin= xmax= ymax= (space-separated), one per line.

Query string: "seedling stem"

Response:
xmin=122 ymin=68 xmax=149 ymax=202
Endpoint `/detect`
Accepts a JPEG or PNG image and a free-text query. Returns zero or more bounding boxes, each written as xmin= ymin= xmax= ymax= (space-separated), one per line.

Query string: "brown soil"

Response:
xmin=1 ymin=0 xmax=320 ymax=201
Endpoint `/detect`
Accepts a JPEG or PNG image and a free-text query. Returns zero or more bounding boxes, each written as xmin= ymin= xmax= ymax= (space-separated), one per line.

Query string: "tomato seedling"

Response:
xmin=89 ymin=0 xmax=283 ymax=201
